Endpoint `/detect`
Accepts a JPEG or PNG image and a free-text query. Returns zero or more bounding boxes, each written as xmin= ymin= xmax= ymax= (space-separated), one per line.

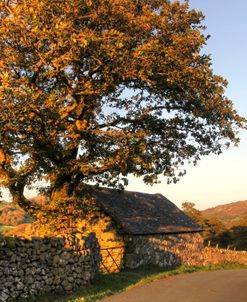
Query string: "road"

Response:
xmin=102 ymin=269 xmax=247 ymax=302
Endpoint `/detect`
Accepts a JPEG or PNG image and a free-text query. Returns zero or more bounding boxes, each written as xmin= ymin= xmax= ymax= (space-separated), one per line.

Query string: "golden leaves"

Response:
xmin=75 ymin=119 xmax=87 ymax=131
xmin=76 ymin=34 xmax=89 ymax=48
xmin=0 ymin=149 xmax=6 ymax=165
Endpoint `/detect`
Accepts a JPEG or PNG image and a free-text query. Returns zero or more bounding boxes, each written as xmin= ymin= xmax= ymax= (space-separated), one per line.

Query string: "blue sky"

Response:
xmin=2 ymin=1 xmax=247 ymax=210
xmin=127 ymin=0 xmax=247 ymax=210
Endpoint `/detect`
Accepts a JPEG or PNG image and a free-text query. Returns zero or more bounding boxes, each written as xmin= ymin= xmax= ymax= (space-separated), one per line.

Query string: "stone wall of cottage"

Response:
xmin=124 ymin=232 xmax=204 ymax=269
xmin=0 ymin=233 xmax=101 ymax=302
xmin=77 ymin=214 xmax=247 ymax=271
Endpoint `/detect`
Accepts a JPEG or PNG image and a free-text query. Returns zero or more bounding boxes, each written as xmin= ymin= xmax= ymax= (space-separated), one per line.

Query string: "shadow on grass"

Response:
xmin=26 ymin=266 xmax=172 ymax=302
xmin=26 ymin=264 xmax=247 ymax=302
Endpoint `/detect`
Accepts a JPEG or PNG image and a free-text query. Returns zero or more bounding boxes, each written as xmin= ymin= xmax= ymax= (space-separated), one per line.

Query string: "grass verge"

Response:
xmin=29 ymin=263 xmax=247 ymax=302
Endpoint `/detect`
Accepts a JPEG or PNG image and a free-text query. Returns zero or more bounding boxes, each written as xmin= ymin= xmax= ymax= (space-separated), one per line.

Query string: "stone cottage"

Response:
xmin=80 ymin=187 xmax=204 ymax=271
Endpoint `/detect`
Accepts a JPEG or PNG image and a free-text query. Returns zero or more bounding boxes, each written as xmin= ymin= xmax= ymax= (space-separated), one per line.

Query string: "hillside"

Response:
xmin=0 ymin=196 xmax=47 ymax=232
xmin=0 ymin=202 xmax=31 ymax=228
xmin=0 ymin=200 xmax=9 ymax=210
xmin=202 ymin=200 xmax=247 ymax=228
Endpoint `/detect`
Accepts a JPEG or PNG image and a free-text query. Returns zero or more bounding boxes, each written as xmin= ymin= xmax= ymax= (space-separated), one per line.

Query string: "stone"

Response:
xmin=53 ymin=255 xmax=60 ymax=265
xmin=0 ymin=291 xmax=9 ymax=302
xmin=26 ymin=275 xmax=34 ymax=284
xmin=16 ymin=281 xmax=24 ymax=290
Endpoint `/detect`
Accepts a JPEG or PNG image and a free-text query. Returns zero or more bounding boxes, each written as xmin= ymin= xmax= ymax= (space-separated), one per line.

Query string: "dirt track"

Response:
xmin=102 ymin=269 xmax=247 ymax=302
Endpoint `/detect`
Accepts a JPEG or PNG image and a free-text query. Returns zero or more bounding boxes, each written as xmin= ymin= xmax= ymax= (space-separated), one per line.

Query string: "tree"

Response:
xmin=182 ymin=202 xmax=227 ymax=245
xmin=182 ymin=202 xmax=202 ymax=224
xmin=203 ymin=217 xmax=226 ymax=240
xmin=0 ymin=0 xmax=245 ymax=231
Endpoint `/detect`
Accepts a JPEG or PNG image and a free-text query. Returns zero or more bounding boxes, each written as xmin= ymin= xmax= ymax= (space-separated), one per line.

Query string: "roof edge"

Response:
xmin=124 ymin=229 xmax=204 ymax=236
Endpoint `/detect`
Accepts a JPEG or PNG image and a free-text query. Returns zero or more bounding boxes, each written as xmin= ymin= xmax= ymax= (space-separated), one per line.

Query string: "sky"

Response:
xmin=2 ymin=1 xmax=247 ymax=210
xmin=127 ymin=0 xmax=247 ymax=210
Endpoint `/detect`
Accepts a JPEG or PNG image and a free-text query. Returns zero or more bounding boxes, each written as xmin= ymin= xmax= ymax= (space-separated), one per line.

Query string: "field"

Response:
xmin=0 ymin=225 xmax=14 ymax=233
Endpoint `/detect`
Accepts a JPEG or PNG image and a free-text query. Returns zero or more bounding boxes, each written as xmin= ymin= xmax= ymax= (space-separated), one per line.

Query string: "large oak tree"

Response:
xmin=0 ymin=0 xmax=245 ymax=230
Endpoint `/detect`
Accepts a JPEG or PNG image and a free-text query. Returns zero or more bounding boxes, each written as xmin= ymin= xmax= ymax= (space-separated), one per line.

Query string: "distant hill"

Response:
xmin=202 ymin=200 xmax=247 ymax=228
xmin=0 ymin=196 xmax=48 ymax=231
xmin=0 ymin=202 xmax=31 ymax=227
xmin=0 ymin=200 xmax=9 ymax=210
xmin=29 ymin=195 xmax=49 ymax=205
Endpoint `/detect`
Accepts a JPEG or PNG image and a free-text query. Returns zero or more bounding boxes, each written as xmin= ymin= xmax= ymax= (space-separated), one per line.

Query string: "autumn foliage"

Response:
xmin=0 ymin=1 xmax=245 ymax=232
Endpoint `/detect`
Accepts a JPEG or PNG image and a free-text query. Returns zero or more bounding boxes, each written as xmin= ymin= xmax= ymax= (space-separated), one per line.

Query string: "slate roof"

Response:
xmin=90 ymin=187 xmax=203 ymax=235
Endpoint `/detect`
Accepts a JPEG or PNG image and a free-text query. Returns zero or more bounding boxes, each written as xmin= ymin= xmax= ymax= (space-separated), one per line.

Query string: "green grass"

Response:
xmin=0 ymin=225 xmax=14 ymax=233
xmin=28 ymin=263 xmax=247 ymax=302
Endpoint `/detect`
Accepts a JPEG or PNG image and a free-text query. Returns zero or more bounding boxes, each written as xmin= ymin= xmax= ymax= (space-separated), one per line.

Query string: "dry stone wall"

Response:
xmin=0 ymin=233 xmax=101 ymax=302
xmin=201 ymin=247 xmax=247 ymax=265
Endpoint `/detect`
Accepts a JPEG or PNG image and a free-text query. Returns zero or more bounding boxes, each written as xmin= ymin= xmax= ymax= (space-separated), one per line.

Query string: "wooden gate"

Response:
xmin=100 ymin=246 xmax=125 ymax=273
